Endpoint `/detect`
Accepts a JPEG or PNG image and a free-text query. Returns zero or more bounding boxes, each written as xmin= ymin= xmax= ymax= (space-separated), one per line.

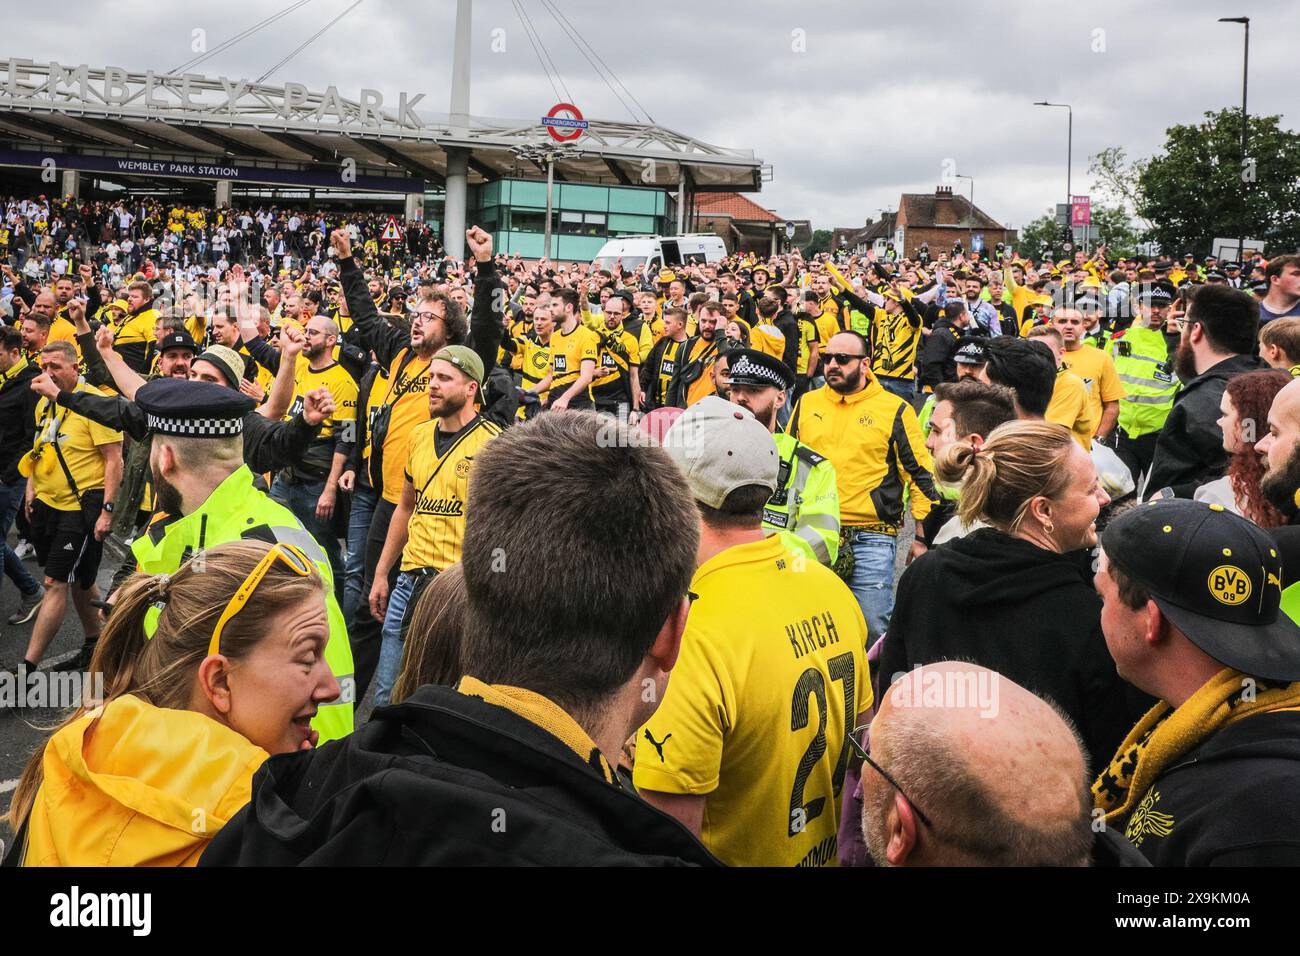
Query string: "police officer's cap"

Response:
xmin=136 ymin=378 xmax=255 ymax=438
xmin=1103 ymin=499 xmax=1300 ymax=681
xmin=1136 ymin=285 xmax=1173 ymax=306
xmin=725 ymin=348 xmax=794 ymax=391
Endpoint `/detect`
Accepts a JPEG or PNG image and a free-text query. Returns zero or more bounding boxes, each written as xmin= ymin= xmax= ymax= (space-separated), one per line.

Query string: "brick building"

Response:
xmin=895 ymin=185 xmax=1015 ymax=258
xmin=693 ymin=191 xmax=810 ymax=255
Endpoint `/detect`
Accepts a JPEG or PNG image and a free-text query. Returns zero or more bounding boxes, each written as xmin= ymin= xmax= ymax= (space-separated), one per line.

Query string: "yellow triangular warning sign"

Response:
xmin=381 ymin=217 xmax=403 ymax=242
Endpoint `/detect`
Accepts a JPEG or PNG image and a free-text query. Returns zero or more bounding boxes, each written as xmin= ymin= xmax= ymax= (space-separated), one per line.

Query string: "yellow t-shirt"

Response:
xmin=401 ymin=416 xmax=501 ymax=572
xmin=372 ymin=349 xmax=432 ymax=504
xmin=796 ymin=317 xmax=819 ymax=376
xmin=32 ymin=384 xmax=122 ymax=511
xmin=1060 ymin=344 xmax=1125 ymax=428
xmin=1045 ymin=368 xmax=1098 ymax=448
xmin=548 ymin=323 xmax=600 ymax=401
xmin=289 ymin=361 xmax=358 ymax=443
xmin=634 ymin=534 xmax=871 ymax=867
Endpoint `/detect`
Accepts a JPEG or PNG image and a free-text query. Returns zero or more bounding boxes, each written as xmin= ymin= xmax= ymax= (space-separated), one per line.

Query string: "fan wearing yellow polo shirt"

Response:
xmin=1029 ymin=326 xmax=1098 ymax=448
xmin=537 ymin=288 xmax=599 ymax=412
xmin=370 ymin=346 xmax=500 ymax=708
xmin=1053 ymin=308 xmax=1123 ymax=440
xmin=636 ymin=398 xmax=871 ymax=867
xmin=107 ymin=281 xmax=160 ymax=374
xmin=22 ymin=341 xmax=122 ymax=671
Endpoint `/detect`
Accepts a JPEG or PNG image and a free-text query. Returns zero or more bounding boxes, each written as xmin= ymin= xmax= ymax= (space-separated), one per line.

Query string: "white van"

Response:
xmin=591 ymin=234 xmax=727 ymax=283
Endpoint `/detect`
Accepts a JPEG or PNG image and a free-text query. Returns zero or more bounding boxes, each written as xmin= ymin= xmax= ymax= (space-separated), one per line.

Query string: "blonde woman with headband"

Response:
xmin=6 ymin=540 xmax=339 ymax=866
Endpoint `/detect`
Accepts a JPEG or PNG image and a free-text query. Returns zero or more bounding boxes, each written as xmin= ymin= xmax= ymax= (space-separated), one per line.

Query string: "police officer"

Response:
xmin=1107 ymin=285 xmax=1180 ymax=482
xmin=724 ymin=348 xmax=840 ymax=565
xmin=126 ymin=378 xmax=355 ymax=744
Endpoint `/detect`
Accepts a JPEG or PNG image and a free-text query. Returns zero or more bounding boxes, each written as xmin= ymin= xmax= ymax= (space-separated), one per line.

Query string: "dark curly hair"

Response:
xmin=1225 ymin=369 xmax=1292 ymax=528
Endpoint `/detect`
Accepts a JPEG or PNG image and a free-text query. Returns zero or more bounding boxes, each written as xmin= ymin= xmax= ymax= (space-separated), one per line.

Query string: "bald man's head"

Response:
xmin=862 ymin=662 xmax=1091 ymax=867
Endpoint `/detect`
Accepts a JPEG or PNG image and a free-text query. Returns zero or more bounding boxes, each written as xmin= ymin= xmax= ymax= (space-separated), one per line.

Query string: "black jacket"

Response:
xmin=879 ymin=528 xmax=1147 ymax=774
xmin=199 ymin=683 xmax=719 ymax=867
xmin=1147 ymin=353 xmax=1265 ymax=498
xmin=0 ymin=359 xmax=39 ymax=483
xmin=1119 ymin=710 xmax=1300 ymax=866
xmin=55 ymin=389 xmax=320 ymax=476
xmin=917 ymin=321 xmax=961 ymax=387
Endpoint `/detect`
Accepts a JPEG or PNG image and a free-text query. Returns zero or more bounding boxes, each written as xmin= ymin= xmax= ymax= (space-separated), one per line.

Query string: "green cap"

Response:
xmin=431 ymin=345 xmax=484 ymax=385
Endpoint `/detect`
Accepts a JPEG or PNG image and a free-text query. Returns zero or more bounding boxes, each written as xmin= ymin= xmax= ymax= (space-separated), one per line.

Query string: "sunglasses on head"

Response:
xmin=207 ymin=543 xmax=313 ymax=658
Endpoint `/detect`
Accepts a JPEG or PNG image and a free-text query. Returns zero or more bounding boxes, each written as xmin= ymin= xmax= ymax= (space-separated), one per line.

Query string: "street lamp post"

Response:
xmin=511 ymin=143 xmax=576 ymax=260
xmin=954 ymin=174 xmax=975 ymax=251
xmin=1219 ymin=16 xmax=1250 ymax=263
xmin=1034 ymin=101 xmax=1073 ymax=250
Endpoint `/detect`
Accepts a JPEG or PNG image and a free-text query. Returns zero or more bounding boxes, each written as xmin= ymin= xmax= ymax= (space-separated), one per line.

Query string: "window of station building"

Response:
xmin=508 ymin=208 xmax=553 ymax=233
xmin=559 ymin=210 xmax=605 ymax=236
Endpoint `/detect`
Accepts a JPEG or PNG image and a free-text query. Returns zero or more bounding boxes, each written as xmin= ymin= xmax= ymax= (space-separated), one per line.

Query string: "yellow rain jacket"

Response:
xmin=20 ymin=694 xmax=268 ymax=867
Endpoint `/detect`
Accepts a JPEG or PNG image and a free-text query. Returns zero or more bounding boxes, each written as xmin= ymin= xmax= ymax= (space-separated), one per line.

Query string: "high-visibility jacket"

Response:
xmin=1107 ymin=324 xmax=1178 ymax=438
xmin=764 ymin=432 xmax=840 ymax=566
xmin=132 ymin=465 xmax=355 ymax=744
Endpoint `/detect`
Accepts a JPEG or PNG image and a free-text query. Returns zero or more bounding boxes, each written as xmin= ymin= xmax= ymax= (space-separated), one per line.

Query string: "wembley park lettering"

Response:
xmin=0 ymin=59 xmax=428 ymax=130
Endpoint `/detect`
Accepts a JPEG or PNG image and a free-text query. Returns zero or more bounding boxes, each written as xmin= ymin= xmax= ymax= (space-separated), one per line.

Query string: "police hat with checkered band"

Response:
xmin=725 ymin=348 xmax=794 ymax=391
xmin=1102 ymin=498 xmax=1300 ymax=681
xmin=135 ymin=378 xmax=255 ymax=438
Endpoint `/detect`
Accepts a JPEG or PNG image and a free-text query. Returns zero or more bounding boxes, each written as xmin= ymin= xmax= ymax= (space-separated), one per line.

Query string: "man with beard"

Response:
xmin=1257 ymin=379 xmax=1300 ymax=521
xmin=126 ymin=378 xmax=355 ymax=743
xmin=332 ymin=225 xmax=502 ymax=698
xmin=1147 ymin=286 xmax=1263 ymax=499
xmin=726 ymin=348 xmax=839 ymax=566
xmin=788 ymin=331 xmax=938 ymax=639
xmin=859 ymin=661 xmax=1093 ymax=867
xmin=266 ymin=315 xmax=358 ymax=599
xmin=368 ymin=346 xmax=500 ymax=707
xmin=667 ymin=301 xmax=726 ymax=408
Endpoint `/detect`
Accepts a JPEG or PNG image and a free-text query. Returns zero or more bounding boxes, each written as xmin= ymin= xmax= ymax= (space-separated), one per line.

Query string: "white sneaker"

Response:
xmin=13 ymin=540 xmax=35 ymax=560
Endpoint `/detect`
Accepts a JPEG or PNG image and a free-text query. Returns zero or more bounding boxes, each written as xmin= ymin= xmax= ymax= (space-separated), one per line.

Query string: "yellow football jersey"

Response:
xmin=635 ymin=534 xmax=871 ymax=867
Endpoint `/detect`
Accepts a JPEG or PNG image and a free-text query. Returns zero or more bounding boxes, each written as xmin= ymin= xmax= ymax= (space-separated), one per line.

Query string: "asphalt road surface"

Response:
xmin=0 ymin=517 xmax=915 ymax=855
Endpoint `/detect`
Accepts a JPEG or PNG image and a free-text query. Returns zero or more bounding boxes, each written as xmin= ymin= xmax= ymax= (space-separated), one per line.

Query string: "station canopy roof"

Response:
xmin=0 ymin=60 xmax=764 ymax=192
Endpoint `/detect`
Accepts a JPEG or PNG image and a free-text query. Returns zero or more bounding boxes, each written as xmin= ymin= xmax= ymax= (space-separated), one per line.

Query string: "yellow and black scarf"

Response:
xmin=1094 ymin=668 xmax=1300 ymax=826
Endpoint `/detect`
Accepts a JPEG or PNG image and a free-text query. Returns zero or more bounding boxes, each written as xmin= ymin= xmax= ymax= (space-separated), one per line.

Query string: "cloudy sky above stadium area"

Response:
xmin=10 ymin=0 xmax=1298 ymax=233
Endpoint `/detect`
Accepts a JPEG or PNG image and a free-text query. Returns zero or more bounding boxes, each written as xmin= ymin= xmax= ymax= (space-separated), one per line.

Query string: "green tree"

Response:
xmin=802 ymin=229 xmax=833 ymax=256
xmin=1015 ymin=211 xmax=1067 ymax=261
xmin=1088 ymin=203 xmax=1140 ymax=259
xmin=1137 ymin=109 xmax=1300 ymax=255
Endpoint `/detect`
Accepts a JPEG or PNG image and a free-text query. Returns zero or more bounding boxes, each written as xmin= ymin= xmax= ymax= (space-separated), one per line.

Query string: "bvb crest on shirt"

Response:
xmin=455 ymin=457 xmax=473 ymax=478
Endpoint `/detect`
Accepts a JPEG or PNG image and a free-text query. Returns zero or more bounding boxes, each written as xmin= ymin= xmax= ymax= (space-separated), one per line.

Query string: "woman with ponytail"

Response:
xmin=6 ymin=540 xmax=339 ymax=866
xmin=878 ymin=420 xmax=1143 ymax=774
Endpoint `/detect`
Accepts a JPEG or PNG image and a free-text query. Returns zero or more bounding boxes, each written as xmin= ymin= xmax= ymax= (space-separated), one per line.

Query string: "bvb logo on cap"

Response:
xmin=1207 ymin=565 xmax=1252 ymax=606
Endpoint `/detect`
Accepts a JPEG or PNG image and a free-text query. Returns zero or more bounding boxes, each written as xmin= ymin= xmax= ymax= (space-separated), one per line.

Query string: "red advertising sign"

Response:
xmin=1070 ymin=195 xmax=1091 ymax=227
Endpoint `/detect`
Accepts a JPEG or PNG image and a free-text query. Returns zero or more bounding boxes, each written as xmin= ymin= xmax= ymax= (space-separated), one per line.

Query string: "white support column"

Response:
xmin=769 ymin=226 xmax=778 ymax=257
xmin=676 ymin=167 xmax=686 ymax=235
xmin=444 ymin=150 xmax=468 ymax=260
xmin=61 ymin=169 xmax=79 ymax=199
xmin=404 ymin=191 xmax=425 ymax=222
xmin=214 ymin=180 xmax=232 ymax=206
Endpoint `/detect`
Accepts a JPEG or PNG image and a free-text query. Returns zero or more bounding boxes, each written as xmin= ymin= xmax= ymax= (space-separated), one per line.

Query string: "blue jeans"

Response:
xmin=343 ymin=485 xmax=377 ymax=622
xmin=0 ymin=479 xmax=39 ymax=596
xmin=848 ymin=531 xmax=897 ymax=641
xmin=373 ymin=570 xmax=420 ymax=708
xmin=270 ymin=474 xmax=344 ymax=602
xmin=877 ymin=375 xmax=915 ymax=402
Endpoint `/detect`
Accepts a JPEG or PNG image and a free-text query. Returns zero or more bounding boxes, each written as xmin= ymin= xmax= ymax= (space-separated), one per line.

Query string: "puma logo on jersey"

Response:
xmin=644 ymin=728 xmax=672 ymax=762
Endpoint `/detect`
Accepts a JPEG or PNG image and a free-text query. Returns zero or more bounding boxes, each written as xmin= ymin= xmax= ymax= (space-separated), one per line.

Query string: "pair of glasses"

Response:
xmin=824 ymin=353 xmax=865 ymax=366
xmin=413 ymin=310 xmax=444 ymax=322
xmin=207 ymin=543 xmax=313 ymax=658
xmin=846 ymin=725 xmax=934 ymax=829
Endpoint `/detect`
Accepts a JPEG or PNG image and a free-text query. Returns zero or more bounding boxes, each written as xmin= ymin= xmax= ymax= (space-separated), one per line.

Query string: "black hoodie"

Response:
xmin=878 ymin=528 xmax=1146 ymax=773
xmin=1120 ymin=710 xmax=1300 ymax=866
xmin=200 ymin=683 xmax=719 ymax=867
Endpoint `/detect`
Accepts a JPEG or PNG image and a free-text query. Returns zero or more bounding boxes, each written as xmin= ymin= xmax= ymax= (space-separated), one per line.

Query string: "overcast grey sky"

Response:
xmin=9 ymin=0 xmax=1297 ymax=231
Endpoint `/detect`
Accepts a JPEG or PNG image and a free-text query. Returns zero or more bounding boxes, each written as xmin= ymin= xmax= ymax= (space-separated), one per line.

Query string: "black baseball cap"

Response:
xmin=158 ymin=331 xmax=197 ymax=355
xmin=1102 ymin=499 xmax=1300 ymax=680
